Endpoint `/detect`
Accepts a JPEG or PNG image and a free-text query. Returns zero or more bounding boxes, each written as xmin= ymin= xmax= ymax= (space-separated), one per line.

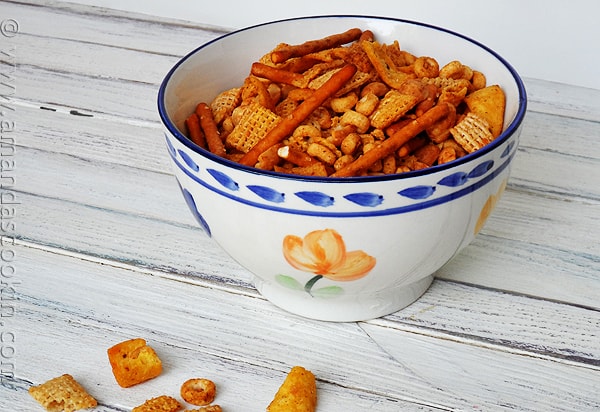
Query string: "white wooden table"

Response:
xmin=1 ymin=1 xmax=599 ymax=410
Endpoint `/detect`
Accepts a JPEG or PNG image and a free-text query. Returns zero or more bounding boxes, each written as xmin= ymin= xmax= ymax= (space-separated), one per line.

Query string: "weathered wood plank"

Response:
xmin=484 ymin=189 xmax=599 ymax=259
xmin=14 ymin=104 xmax=171 ymax=175
xmin=15 ymin=191 xmax=254 ymax=287
xmin=384 ymin=281 xmax=600 ymax=364
xmin=518 ymin=111 xmax=600 ymax=160
xmin=359 ymin=321 xmax=600 ymax=411
xmin=436 ymin=237 xmax=599 ymax=311
xmin=2 ymin=0 xmax=226 ymax=55
xmin=7 ymin=34 xmax=175 ymax=85
xmin=6 ymin=66 xmax=161 ymax=123
xmin=510 ymin=148 xmax=599 ymax=201
xmin=525 ymin=78 xmax=600 ymax=122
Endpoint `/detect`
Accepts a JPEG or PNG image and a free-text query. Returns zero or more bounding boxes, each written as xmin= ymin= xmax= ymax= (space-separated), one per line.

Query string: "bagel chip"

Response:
xmin=463 ymin=84 xmax=506 ymax=138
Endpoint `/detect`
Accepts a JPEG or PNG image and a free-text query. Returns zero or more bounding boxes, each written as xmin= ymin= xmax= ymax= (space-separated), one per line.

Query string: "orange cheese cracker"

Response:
xmin=107 ymin=338 xmax=162 ymax=388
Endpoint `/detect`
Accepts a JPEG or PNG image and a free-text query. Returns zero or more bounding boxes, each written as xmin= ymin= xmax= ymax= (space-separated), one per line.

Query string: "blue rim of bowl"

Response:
xmin=157 ymin=15 xmax=527 ymax=183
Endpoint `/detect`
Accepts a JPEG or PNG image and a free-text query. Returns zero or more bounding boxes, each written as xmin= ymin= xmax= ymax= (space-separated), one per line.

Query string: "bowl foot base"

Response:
xmin=254 ymin=275 xmax=434 ymax=322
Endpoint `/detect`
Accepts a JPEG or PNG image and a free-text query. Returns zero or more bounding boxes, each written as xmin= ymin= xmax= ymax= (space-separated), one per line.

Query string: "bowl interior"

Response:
xmin=160 ymin=15 xmax=525 ymax=152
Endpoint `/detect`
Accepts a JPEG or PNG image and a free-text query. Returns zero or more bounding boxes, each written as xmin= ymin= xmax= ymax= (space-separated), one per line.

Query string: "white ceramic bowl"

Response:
xmin=158 ymin=16 xmax=527 ymax=321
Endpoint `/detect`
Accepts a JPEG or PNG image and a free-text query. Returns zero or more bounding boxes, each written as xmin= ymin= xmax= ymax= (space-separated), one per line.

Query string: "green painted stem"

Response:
xmin=304 ymin=275 xmax=323 ymax=296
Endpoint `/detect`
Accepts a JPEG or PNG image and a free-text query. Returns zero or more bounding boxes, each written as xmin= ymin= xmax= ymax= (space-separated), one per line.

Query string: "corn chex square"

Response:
xmin=28 ymin=374 xmax=97 ymax=412
xmin=225 ymin=103 xmax=282 ymax=153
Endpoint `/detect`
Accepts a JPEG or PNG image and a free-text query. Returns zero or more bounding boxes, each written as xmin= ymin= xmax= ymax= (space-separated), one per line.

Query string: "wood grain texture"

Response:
xmin=1 ymin=1 xmax=599 ymax=411
xmin=6 ymin=245 xmax=600 ymax=411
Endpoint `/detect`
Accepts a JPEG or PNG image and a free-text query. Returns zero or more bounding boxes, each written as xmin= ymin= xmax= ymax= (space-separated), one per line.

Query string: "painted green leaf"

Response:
xmin=312 ymin=286 xmax=344 ymax=298
xmin=275 ymin=274 xmax=303 ymax=290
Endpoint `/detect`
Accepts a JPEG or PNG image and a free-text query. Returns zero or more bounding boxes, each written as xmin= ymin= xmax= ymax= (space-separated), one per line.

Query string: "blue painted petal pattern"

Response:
xmin=207 ymin=168 xmax=239 ymax=191
xmin=438 ymin=172 xmax=468 ymax=187
xmin=344 ymin=192 xmax=384 ymax=207
xmin=180 ymin=185 xmax=211 ymax=236
xmin=468 ymin=160 xmax=494 ymax=178
xmin=165 ymin=135 xmax=176 ymax=158
xmin=295 ymin=191 xmax=335 ymax=207
xmin=248 ymin=185 xmax=285 ymax=203
xmin=501 ymin=141 xmax=514 ymax=158
xmin=398 ymin=185 xmax=436 ymax=199
xmin=178 ymin=149 xmax=199 ymax=172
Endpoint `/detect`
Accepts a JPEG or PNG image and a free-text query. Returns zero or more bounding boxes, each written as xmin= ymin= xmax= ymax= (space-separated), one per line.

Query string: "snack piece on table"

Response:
xmin=450 ymin=112 xmax=495 ymax=153
xmin=180 ymin=378 xmax=217 ymax=406
xmin=185 ymin=406 xmax=222 ymax=412
xmin=107 ymin=338 xmax=162 ymax=388
xmin=463 ymin=84 xmax=506 ymax=138
xmin=132 ymin=395 xmax=182 ymax=412
xmin=28 ymin=374 xmax=97 ymax=412
xmin=267 ymin=366 xmax=317 ymax=412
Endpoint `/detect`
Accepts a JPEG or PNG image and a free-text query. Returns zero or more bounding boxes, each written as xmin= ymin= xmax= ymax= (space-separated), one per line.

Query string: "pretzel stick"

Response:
xmin=240 ymin=64 xmax=357 ymax=166
xmin=397 ymin=135 xmax=428 ymax=157
xmin=195 ymin=102 xmax=226 ymax=157
xmin=359 ymin=30 xmax=375 ymax=42
xmin=184 ymin=113 xmax=207 ymax=149
xmin=281 ymin=56 xmax=322 ymax=73
xmin=251 ymin=62 xmax=306 ymax=87
xmin=271 ymin=28 xmax=363 ymax=63
xmin=332 ymin=103 xmax=452 ymax=177
xmin=385 ymin=118 xmax=413 ymax=137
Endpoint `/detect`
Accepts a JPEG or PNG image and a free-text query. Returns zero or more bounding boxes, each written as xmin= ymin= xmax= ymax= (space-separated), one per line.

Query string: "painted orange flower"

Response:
xmin=475 ymin=179 xmax=507 ymax=234
xmin=282 ymin=229 xmax=376 ymax=295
